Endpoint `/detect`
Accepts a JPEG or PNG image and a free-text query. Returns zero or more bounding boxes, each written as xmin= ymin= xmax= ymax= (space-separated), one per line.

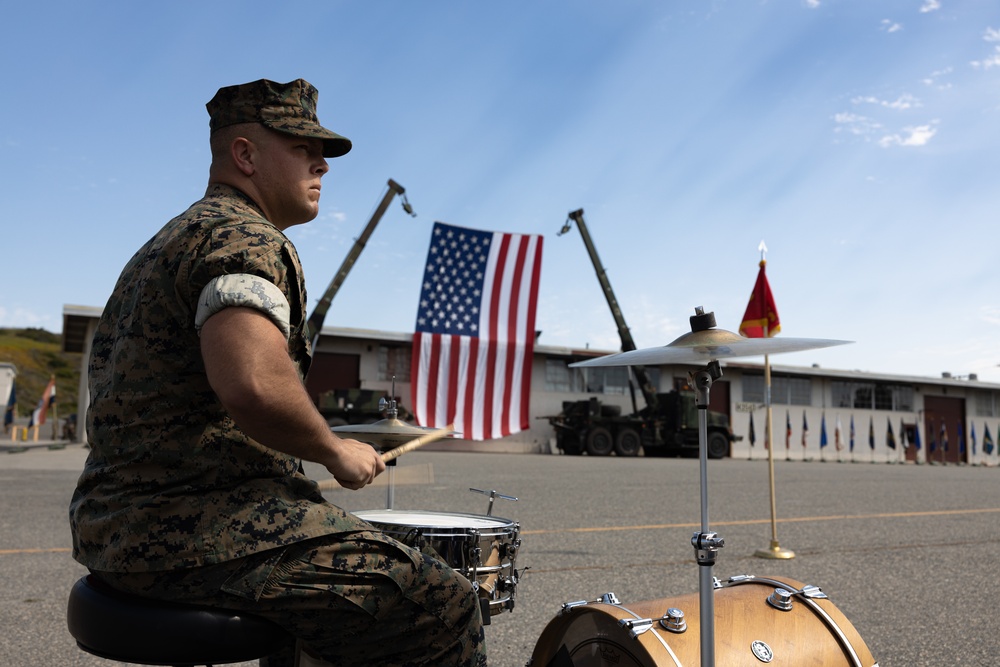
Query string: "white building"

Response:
xmin=63 ymin=305 xmax=1000 ymax=463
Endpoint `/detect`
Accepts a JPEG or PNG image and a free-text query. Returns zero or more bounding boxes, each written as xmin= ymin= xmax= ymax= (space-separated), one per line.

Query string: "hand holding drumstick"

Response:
xmin=318 ymin=424 xmax=454 ymax=491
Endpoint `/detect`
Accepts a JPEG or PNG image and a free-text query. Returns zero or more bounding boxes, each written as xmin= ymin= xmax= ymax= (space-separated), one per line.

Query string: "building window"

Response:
xmin=545 ymin=358 xmax=575 ymax=392
xmin=743 ymin=375 xmax=764 ymax=403
xmin=975 ymin=392 xmax=997 ymax=417
xmin=831 ymin=381 xmax=913 ymax=411
xmin=741 ymin=373 xmax=812 ymax=406
xmin=377 ymin=345 xmax=410 ymax=382
xmin=544 ymin=359 xmax=660 ymax=396
xmin=580 ymin=366 xmax=631 ymax=395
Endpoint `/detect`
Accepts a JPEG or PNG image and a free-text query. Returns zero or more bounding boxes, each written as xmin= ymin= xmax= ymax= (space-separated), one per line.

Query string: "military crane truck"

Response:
xmin=305 ymin=179 xmax=417 ymax=425
xmin=546 ymin=209 xmax=738 ymax=459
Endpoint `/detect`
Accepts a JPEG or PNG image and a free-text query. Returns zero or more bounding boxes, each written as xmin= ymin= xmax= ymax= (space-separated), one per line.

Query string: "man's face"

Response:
xmin=250 ymin=129 xmax=329 ymax=230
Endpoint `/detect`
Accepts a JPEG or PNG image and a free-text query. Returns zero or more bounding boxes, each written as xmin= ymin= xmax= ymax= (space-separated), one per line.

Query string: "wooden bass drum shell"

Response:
xmin=528 ymin=575 xmax=877 ymax=667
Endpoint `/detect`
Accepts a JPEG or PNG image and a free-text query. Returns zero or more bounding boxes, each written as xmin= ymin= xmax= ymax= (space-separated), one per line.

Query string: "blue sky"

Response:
xmin=3 ymin=1 xmax=999 ymax=382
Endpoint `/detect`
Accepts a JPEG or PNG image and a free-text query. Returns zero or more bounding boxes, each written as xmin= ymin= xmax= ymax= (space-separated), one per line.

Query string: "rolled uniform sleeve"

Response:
xmin=195 ymin=273 xmax=292 ymax=339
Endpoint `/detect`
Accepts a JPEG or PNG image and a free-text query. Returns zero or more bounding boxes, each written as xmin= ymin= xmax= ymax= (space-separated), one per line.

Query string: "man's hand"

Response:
xmin=325 ymin=436 xmax=386 ymax=490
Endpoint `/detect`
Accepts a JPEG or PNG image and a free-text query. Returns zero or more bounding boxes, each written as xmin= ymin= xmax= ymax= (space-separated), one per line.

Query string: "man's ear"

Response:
xmin=230 ymin=136 xmax=256 ymax=177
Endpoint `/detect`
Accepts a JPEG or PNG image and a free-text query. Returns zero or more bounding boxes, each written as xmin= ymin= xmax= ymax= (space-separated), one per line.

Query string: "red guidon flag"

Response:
xmin=739 ymin=259 xmax=780 ymax=338
xmin=411 ymin=222 xmax=543 ymax=440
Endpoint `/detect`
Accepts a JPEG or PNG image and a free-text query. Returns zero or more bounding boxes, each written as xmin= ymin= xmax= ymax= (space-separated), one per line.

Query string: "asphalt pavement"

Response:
xmin=3 ymin=444 xmax=999 ymax=666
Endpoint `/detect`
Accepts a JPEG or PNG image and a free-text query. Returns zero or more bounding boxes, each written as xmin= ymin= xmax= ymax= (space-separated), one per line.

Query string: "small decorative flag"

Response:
xmin=785 ymin=410 xmax=792 ymax=449
xmin=28 ymin=376 xmax=56 ymax=428
xmin=739 ymin=259 xmax=781 ymax=338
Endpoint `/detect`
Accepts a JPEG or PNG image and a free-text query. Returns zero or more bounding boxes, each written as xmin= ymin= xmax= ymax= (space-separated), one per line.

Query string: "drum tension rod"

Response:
xmin=767 ymin=584 xmax=829 ymax=611
xmin=469 ymin=488 xmax=518 ymax=516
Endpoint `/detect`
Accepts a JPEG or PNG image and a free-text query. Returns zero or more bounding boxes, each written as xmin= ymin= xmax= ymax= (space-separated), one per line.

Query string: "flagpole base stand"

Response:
xmin=754 ymin=540 xmax=795 ymax=560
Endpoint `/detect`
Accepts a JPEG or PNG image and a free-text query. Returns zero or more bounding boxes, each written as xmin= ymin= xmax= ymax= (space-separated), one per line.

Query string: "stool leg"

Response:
xmin=260 ymin=641 xmax=297 ymax=667
xmin=293 ymin=639 xmax=336 ymax=667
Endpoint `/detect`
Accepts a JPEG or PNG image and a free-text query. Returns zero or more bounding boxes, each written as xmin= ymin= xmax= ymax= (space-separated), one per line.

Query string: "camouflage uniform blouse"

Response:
xmin=70 ymin=184 xmax=358 ymax=573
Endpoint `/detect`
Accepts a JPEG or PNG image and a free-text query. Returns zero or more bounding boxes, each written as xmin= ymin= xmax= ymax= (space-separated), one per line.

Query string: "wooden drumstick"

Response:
xmin=315 ymin=424 xmax=454 ymax=491
xmin=380 ymin=424 xmax=454 ymax=462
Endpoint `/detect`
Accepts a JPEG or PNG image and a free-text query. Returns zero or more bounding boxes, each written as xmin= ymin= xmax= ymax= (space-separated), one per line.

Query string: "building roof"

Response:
xmin=62 ymin=304 xmax=103 ymax=353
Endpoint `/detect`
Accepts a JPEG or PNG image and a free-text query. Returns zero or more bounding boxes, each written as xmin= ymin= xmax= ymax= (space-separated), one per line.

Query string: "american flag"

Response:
xmin=410 ymin=222 xmax=543 ymax=440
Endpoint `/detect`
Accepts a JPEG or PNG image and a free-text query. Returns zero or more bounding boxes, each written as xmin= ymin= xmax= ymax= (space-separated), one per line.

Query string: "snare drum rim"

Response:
xmin=351 ymin=509 xmax=519 ymax=537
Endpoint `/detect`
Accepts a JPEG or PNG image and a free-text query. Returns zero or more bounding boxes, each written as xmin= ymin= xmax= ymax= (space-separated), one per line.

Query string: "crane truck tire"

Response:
xmin=615 ymin=428 xmax=642 ymax=457
xmin=585 ymin=427 xmax=614 ymax=456
xmin=707 ymin=431 xmax=730 ymax=459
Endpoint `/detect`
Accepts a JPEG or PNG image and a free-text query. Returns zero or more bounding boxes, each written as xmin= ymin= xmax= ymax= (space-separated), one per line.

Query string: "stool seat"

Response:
xmin=67 ymin=574 xmax=292 ymax=666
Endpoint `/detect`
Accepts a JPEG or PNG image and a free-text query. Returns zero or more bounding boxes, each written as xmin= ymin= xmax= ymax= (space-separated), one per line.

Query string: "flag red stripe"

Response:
xmin=520 ymin=237 xmax=544 ymax=428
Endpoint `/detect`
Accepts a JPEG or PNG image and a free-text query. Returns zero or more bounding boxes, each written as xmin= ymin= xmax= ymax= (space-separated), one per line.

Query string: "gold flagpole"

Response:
xmin=755 ymin=349 xmax=794 ymax=559
xmin=753 ymin=245 xmax=794 ymax=560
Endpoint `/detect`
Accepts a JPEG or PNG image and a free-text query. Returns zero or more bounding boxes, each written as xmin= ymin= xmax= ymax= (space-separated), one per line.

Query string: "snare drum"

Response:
xmin=352 ymin=509 xmax=521 ymax=618
xmin=528 ymin=574 xmax=878 ymax=666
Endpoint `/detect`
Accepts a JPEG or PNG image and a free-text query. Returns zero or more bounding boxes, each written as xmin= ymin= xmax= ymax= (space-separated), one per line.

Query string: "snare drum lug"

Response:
xmin=561 ymin=599 xmax=590 ymax=612
xmin=767 ymin=587 xmax=795 ymax=611
xmin=659 ymin=607 xmax=688 ymax=633
xmin=619 ymin=617 xmax=655 ymax=638
xmin=598 ymin=592 xmax=621 ymax=605
xmin=728 ymin=574 xmax=755 ymax=583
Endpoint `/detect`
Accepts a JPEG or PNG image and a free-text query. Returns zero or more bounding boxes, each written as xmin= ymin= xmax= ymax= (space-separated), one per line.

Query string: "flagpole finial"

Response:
xmin=758 ymin=240 xmax=768 ymax=265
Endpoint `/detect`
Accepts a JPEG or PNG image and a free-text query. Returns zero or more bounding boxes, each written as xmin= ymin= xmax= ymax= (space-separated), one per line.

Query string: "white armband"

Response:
xmin=195 ymin=274 xmax=292 ymax=339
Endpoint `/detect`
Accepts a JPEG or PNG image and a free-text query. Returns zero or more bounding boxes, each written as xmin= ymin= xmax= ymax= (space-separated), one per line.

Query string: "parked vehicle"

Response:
xmin=546 ymin=209 xmax=738 ymax=458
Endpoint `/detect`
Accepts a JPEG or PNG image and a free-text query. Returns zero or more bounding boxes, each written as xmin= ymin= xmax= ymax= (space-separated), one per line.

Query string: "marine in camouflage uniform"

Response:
xmin=69 ymin=79 xmax=486 ymax=667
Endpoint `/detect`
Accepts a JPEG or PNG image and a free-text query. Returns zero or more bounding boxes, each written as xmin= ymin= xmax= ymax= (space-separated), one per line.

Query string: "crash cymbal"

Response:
xmin=331 ymin=418 xmax=454 ymax=448
xmin=570 ymin=310 xmax=851 ymax=368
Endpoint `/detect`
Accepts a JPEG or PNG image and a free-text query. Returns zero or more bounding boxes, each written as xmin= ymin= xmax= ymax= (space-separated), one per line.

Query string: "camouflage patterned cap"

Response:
xmin=206 ymin=78 xmax=351 ymax=158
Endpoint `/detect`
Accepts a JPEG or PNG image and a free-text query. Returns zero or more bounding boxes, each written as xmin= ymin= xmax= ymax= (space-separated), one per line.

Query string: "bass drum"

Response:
xmin=529 ymin=575 xmax=878 ymax=667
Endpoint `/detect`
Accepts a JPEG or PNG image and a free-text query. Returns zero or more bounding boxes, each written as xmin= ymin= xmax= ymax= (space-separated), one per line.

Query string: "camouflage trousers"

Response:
xmin=94 ymin=529 xmax=487 ymax=667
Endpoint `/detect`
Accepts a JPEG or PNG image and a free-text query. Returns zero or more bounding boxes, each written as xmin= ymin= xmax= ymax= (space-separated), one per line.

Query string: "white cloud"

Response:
xmin=832 ymin=112 xmax=882 ymax=137
xmin=922 ymin=67 xmax=954 ymax=89
xmin=971 ymin=46 xmax=1000 ymax=70
xmin=919 ymin=0 xmax=941 ymax=13
xmin=852 ymin=93 xmax=921 ymax=110
xmin=985 ymin=27 xmax=1000 ymax=43
xmin=970 ymin=47 xmax=1000 ymax=69
xmin=804 ymin=0 xmax=821 ymax=8
xmin=881 ymin=19 xmax=903 ymax=33
xmin=877 ymin=123 xmax=938 ymax=148
xmin=0 ymin=306 xmax=48 ymax=328
xmin=981 ymin=306 xmax=1000 ymax=327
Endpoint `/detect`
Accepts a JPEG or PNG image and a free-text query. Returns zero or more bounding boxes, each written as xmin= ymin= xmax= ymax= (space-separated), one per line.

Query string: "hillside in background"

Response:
xmin=1 ymin=328 xmax=81 ymax=422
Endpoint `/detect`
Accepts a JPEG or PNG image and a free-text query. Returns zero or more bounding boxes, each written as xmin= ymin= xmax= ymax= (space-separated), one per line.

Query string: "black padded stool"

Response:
xmin=67 ymin=574 xmax=293 ymax=666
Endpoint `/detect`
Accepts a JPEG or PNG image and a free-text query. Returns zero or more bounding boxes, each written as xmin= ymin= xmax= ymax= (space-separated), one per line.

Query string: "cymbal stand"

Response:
xmin=691 ymin=359 xmax=724 ymax=667
xmin=378 ymin=389 xmax=399 ymax=510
